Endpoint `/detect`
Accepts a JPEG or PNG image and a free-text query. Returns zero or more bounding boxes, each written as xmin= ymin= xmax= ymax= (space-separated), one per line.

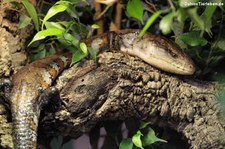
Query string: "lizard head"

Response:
xmin=118 ymin=30 xmax=196 ymax=75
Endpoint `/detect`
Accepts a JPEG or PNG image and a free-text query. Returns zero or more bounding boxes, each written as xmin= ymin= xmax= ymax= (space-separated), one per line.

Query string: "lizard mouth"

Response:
xmin=120 ymin=44 xmax=196 ymax=75
xmin=119 ymin=31 xmax=196 ymax=75
xmin=165 ymin=60 xmax=196 ymax=75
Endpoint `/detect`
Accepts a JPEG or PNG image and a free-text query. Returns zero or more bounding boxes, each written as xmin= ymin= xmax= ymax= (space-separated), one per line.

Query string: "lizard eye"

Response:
xmin=170 ymin=50 xmax=178 ymax=58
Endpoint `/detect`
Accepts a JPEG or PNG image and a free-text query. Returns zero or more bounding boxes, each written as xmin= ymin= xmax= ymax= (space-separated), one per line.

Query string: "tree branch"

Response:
xmin=40 ymin=52 xmax=225 ymax=149
xmin=94 ymin=1 xmax=104 ymax=34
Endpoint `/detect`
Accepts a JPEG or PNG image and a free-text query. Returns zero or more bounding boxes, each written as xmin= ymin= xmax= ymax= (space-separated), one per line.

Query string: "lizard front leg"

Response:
xmin=0 ymin=78 xmax=12 ymax=106
xmin=36 ymin=87 xmax=61 ymax=148
xmin=38 ymin=86 xmax=61 ymax=112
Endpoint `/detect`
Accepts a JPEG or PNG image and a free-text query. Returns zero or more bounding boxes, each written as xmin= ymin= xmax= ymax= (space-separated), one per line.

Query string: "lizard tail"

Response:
xmin=11 ymin=101 xmax=40 ymax=148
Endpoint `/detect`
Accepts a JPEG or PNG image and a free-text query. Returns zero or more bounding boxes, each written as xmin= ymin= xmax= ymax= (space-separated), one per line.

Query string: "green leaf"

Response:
xmin=66 ymin=4 xmax=79 ymax=19
xmin=80 ymin=42 xmax=88 ymax=54
xmin=176 ymin=8 xmax=188 ymax=23
xmin=119 ymin=139 xmax=133 ymax=149
xmin=29 ymin=44 xmax=46 ymax=61
xmin=139 ymin=10 xmax=162 ymax=38
xmin=47 ymin=46 xmax=57 ymax=55
xmin=42 ymin=2 xmax=69 ymax=30
xmin=19 ymin=14 xmax=31 ymax=28
xmin=71 ymin=50 xmax=87 ymax=65
xmin=91 ymin=24 xmax=100 ymax=29
xmin=87 ymin=47 xmax=97 ymax=61
xmin=28 ymin=28 xmax=63 ymax=46
xmin=142 ymin=127 xmax=167 ymax=146
xmin=44 ymin=22 xmax=65 ymax=30
xmin=202 ymin=5 xmax=217 ymax=19
xmin=132 ymin=130 xmax=144 ymax=149
xmin=172 ymin=22 xmax=187 ymax=49
xmin=21 ymin=0 xmax=39 ymax=31
xmin=139 ymin=121 xmax=151 ymax=129
xmin=58 ymin=21 xmax=74 ymax=28
xmin=57 ymin=33 xmax=79 ymax=47
xmin=217 ymin=39 xmax=225 ymax=51
xmin=159 ymin=12 xmax=175 ymax=35
xmin=187 ymin=7 xmax=204 ymax=30
xmin=179 ymin=31 xmax=208 ymax=46
xmin=126 ymin=0 xmax=144 ymax=24
xmin=201 ymin=5 xmax=217 ymax=36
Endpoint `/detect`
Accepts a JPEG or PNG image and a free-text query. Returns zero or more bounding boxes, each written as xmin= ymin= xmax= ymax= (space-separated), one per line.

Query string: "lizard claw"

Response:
xmin=0 ymin=78 xmax=12 ymax=101
xmin=0 ymin=78 xmax=12 ymax=89
xmin=38 ymin=87 xmax=61 ymax=112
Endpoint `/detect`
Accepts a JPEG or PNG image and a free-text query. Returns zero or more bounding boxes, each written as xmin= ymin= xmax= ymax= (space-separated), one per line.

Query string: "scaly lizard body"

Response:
xmin=6 ymin=30 xmax=195 ymax=148
xmin=85 ymin=29 xmax=195 ymax=75
xmin=10 ymin=53 xmax=72 ymax=148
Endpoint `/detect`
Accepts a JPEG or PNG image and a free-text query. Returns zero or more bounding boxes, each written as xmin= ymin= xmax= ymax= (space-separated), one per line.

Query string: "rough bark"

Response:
xmin=0 ymin=0 xmax=34 ymax=76
xmin=39 ymin=52 xmax=224 ymax=149
xmin=0 ymin=3 xmax=225 ymax=148
xmin=0 ymin=2 xmax=33 ymax=148
xmin=1 ymin=52 xmax=225 ymax=149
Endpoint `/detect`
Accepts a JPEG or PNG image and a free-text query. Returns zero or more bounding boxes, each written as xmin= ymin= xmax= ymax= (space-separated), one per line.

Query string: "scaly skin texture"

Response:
xmin=9 ymin=29 xmax=195 ymax=149
xmin=115 ymin=30 xmax=195 ymax=75
xmin=10 ymin=53 xmax=72 ymax=149
xmin=85 ymin=29 xmax=195 ymax=75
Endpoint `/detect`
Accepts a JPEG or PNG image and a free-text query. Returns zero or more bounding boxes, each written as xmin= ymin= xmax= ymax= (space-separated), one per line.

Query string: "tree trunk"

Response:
xmin=40 ymin=52 xmax=225 ymax=149
xmin=0 ymin=3 xmax=225 ymax=148
xmin=0 ymin=2 xmax=33 ymax=148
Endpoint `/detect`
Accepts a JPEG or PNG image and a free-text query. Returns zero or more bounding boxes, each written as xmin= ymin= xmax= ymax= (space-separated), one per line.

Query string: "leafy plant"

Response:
xmin=21 ymin=0 xmax=96 ymax=62
xmin=14 ymin=0 xmax=225 ymax=148
xmin=124 ymin=0 xmax=225 ymax=79
xmin=20 ymin=0 xmax=225 ymax=77
xmin=126 ymin=0 xmax=144 ymax=24
xmin=156 ymin=0 xmax=225 ymax=78
xmin=119 ymin=121 xmax=167 ymax=149
xmin=21 ymin=0 xmax=39 ymax=31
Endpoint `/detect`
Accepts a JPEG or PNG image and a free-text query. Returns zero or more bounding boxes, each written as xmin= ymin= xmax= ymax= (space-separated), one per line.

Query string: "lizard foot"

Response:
xmin=38 ymin=87 xmax=61 ymax=112
xmin=0 ymin=78 xmax=12 ymax=101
